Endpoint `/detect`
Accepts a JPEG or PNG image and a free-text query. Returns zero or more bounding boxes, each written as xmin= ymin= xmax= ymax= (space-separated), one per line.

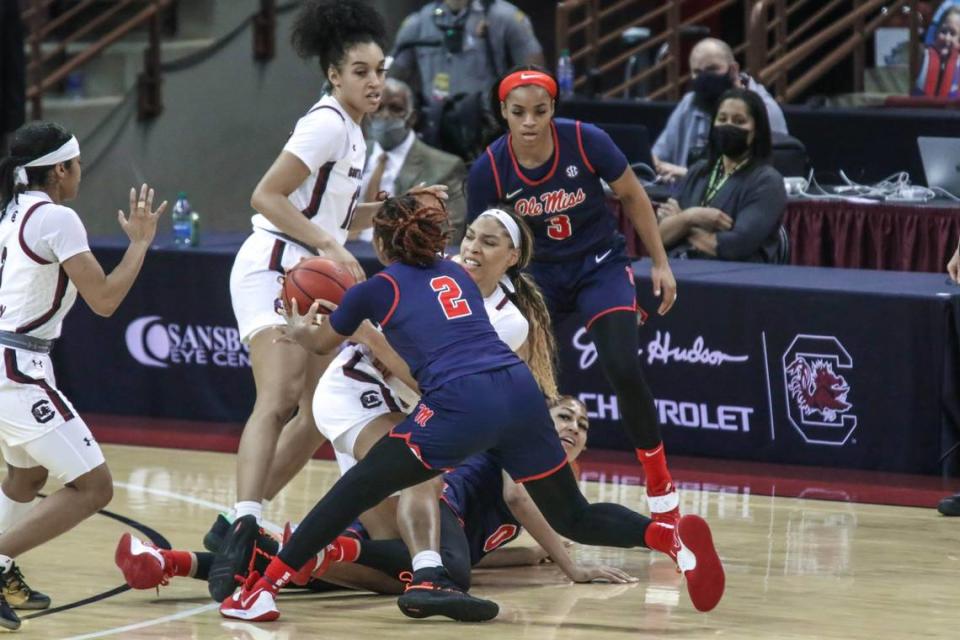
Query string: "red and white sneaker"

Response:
xmin=647 ymin=484 xmax=681 ymax=527
xmin=219 ymin=572 xmax=280 ymax=622
xmin=672 ymin=515 xmax=725 ymax=612
xmin=114 ymin=533 xmax=173 ymax=590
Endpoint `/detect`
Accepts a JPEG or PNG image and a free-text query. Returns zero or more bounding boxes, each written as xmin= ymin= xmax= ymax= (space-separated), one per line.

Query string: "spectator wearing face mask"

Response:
xmin=355 ymin=78 xmax=468 ymax=242
xmin=656 ymin=88 xmax=786 ymax=263
xmin=914 ymin=7 xmax=960 ymax=98
xmin=652 ymin=38 xmax=788 ymax=183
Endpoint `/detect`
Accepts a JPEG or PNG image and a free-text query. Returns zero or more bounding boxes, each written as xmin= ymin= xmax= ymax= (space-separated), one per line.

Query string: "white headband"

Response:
xmin=477 ymin=208 xmax=521 ymax=250
xmin=14 ymin=136 xmax=80 ymax=186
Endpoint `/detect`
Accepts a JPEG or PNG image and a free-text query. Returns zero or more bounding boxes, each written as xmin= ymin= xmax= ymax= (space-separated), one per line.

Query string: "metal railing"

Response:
xmin=749 ymin=0 xmax=920 ymax=102
xmin=22 ymin=0 xmax=174 ymax=120
xmin=556 ymin=0 xmax=923 ymax=102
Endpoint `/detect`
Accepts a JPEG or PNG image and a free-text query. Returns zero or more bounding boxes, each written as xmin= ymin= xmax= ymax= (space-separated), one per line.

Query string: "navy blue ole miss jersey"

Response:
xmin=329 ymin=259 xmax=520 ymax=393
xmin=467 ymin=118 xmax=629 ymax=262
xmin=441 ymin=452 xmax=522 ymax=565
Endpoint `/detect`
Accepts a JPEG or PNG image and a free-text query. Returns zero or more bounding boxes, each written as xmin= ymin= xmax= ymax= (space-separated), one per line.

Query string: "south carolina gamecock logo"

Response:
xmin=781 ymin=335 xmax=857 ymax=446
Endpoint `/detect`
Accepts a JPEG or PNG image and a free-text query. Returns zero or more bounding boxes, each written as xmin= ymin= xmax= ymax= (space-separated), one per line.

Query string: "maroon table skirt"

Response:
xmin=614 ymin=198 xmax=960 ymax=272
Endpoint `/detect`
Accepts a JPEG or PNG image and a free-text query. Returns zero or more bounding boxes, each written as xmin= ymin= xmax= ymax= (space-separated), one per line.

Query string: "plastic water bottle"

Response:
xmin=172 ymin=192 xmax=193 ymax=248
xmin=557 ymin=49 xmax=575 ymax=99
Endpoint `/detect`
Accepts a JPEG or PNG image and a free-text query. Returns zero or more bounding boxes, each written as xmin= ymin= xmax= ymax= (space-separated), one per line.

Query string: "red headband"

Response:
xmin=498 ymin=70 xmax=558 ymax=102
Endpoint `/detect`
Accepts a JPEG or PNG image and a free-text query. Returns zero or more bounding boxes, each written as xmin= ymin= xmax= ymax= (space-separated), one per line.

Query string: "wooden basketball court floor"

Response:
xmin=5 ymin=439 xmax=960 ymax=639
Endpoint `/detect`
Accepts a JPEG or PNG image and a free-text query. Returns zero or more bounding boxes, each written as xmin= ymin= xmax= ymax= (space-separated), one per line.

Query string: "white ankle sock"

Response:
xmin=233 ymin=501 xmax=262 ymax=523
xmin=411 ymin=550 xmax=443 ymax=572
xmin=0 ymin=490 xmax=33 ymax=534
xmin=0 ymin=555 xmax=12 ymax=574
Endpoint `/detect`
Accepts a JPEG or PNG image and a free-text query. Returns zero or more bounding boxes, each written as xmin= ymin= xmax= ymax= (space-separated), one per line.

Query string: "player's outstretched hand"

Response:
xmin=118 ymin=183 xmax=167 ymax=246
xmin=651 ymin=262 xmax=677 ymax=315
xmin=410 ymin=182 xmax=449 ymax=201
xmin=569 ymin=564 xmax=639 ymax=584
xmin=323 ymin=243 xmax=366 ymax=284
xmin=276 ymin=298 xmax=325 ymax=349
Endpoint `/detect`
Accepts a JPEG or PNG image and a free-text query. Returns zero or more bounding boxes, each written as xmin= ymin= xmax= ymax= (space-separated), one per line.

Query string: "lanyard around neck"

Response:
xmin=701 ymin=157 xmax=747 ymax=206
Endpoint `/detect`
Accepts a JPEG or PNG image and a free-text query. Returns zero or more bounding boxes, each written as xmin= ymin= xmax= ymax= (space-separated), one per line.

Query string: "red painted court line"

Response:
xmin=88 ymin=414 xmax=960 ymax=510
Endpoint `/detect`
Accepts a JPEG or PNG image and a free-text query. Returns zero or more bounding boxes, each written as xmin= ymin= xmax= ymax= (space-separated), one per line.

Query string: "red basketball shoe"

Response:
xmin=114 ymin=533 xmax=174 ymax=590
xmin=219 ymin=572 xmax=280 ymax=622
xmin=672 ymin=515 xmax=725 ymax=612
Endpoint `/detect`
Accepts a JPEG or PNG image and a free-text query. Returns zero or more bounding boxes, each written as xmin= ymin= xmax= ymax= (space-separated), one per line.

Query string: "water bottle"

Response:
xmin=557 ymin=49 xmax=575 ymax=99
xmin=172 ymin=192 xmax=192 ymax=248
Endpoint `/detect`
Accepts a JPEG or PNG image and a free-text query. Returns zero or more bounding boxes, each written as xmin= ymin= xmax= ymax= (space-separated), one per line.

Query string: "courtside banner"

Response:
xmin=554 ymin=260 xmax=960 ymax=475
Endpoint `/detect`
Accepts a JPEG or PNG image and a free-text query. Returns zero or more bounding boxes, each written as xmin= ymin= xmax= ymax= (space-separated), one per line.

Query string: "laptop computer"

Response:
xmin=918 ymin=136 xmax=960 ymax=196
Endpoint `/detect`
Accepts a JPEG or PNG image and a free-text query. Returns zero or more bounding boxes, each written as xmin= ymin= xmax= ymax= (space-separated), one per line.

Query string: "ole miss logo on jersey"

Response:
xmin=414 ymin=404 xmax=435 ymax=427
xmin=514 ymin=188 xmax=587 ymax=217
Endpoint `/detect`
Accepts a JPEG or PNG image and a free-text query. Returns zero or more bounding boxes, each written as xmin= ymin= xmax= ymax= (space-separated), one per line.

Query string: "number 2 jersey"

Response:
xmin=466 ymin=118 xmax=629 ymax=262
xmin=329 ymin=259 xmax=521 ymax=394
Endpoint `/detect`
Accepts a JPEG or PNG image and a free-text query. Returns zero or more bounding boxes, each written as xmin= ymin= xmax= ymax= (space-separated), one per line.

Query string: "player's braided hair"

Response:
xmin=491 ymin=206 xmax=558 ymax=400
xmin=374 ymin=192 xmax=450 ymax=267
xmin=291 ymin=0 xmax=386 ymax=76
xmin=0 ymin=121 xmax=74 ymax=219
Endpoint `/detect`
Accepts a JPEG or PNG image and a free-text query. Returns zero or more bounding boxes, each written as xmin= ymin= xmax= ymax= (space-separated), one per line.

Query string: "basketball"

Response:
xmin=282 ymin=257 xmax=356 ymax=314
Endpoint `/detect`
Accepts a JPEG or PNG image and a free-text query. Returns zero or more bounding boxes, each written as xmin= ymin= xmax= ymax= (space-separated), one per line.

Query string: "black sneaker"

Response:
xmin=1 ymin=563 xmax=50 ymax=610
xmin=0 ymin=592 xmax=20 ymax=630
xmin=937 ymin=493 xmax=960 ymax=516
xmin=204 ymin=514 xmax=279 ymax=557
xmin=397 ymin=567 xmax=499 ymax=622
xmin=208 ymin=515 xmax=259 ymax=602
xmin=202 ymin=513 xmax=232 ymax=553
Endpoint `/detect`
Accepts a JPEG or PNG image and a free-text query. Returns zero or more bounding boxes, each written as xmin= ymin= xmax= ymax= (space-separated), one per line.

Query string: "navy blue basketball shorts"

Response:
xmin=389 ymin=364 xmax=568 ymax=483
xmin=527 ymin=239 xmax=645 ymax=331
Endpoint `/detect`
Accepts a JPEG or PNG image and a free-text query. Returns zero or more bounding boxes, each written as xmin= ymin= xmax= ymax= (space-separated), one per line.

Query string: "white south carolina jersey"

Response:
xmin=250 ymin=94 xmax=366 ymax=246
xmin=0 ymin=192 xmax=88 ymax=340
xmin=314 ymin=283 xmax=529 ymax=472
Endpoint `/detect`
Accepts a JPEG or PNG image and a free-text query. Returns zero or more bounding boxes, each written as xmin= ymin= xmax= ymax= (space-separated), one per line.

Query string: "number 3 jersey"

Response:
xmin=329 ymin=259 xmax=521 ymax=394
xmin=466 ymin=118 xmax=629 ymax=262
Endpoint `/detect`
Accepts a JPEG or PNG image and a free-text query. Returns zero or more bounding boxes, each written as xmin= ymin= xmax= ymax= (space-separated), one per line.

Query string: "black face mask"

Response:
xmin=712 ymin=124 xmax=751 ymax=158
xmin=692 ymin=71 xmax=734 ymax=112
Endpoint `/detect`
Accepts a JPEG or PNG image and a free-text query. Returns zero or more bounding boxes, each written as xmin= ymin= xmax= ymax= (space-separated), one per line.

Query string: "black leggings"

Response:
xmin=278 ymin=435 xmax=439 ymax=571
xmin=278 ymin=435 xmax=652 ymax=572
xmin=353 ymin=502 xmax=472 ymax=590
xmin=589 ymin=310 xmax=662 ymax=450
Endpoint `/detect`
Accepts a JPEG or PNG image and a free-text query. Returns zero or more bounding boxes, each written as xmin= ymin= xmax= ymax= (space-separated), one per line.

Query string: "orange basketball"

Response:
xmin=282 ymin=257 xmax=356 ymax=315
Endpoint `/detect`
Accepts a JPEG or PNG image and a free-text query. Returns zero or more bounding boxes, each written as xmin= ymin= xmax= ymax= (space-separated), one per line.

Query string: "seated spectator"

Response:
xmin=652 ymin=38 xmax=787 ymax=183
xmin=656 ymin=88 xmax=786 ymax=263
xmin=914 ymin=7 xmax=960 ymax=98
xmin=354 ymin=78 xmax=468 ymax=243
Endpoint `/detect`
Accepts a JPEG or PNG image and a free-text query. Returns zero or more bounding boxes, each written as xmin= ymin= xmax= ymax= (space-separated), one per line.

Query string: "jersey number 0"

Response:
xmin=430 ymin=276 xmax=472 ymax=320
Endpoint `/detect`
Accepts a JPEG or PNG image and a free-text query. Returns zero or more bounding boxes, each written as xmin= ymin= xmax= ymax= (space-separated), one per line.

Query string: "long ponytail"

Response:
xmin=490 ymin=206 xmax=558 ymax=399
xmin=507 ymin=268 xmax=558 ymax=399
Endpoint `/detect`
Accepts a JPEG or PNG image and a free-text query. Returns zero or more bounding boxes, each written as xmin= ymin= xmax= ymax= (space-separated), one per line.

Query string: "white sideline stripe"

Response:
xmin=112 ymin=481 xmax=283 ymax=535
xmin=58 ymin=480 xmax=284 ymax=639
xmin=61 ymin=603 xmax=220 ymax=640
